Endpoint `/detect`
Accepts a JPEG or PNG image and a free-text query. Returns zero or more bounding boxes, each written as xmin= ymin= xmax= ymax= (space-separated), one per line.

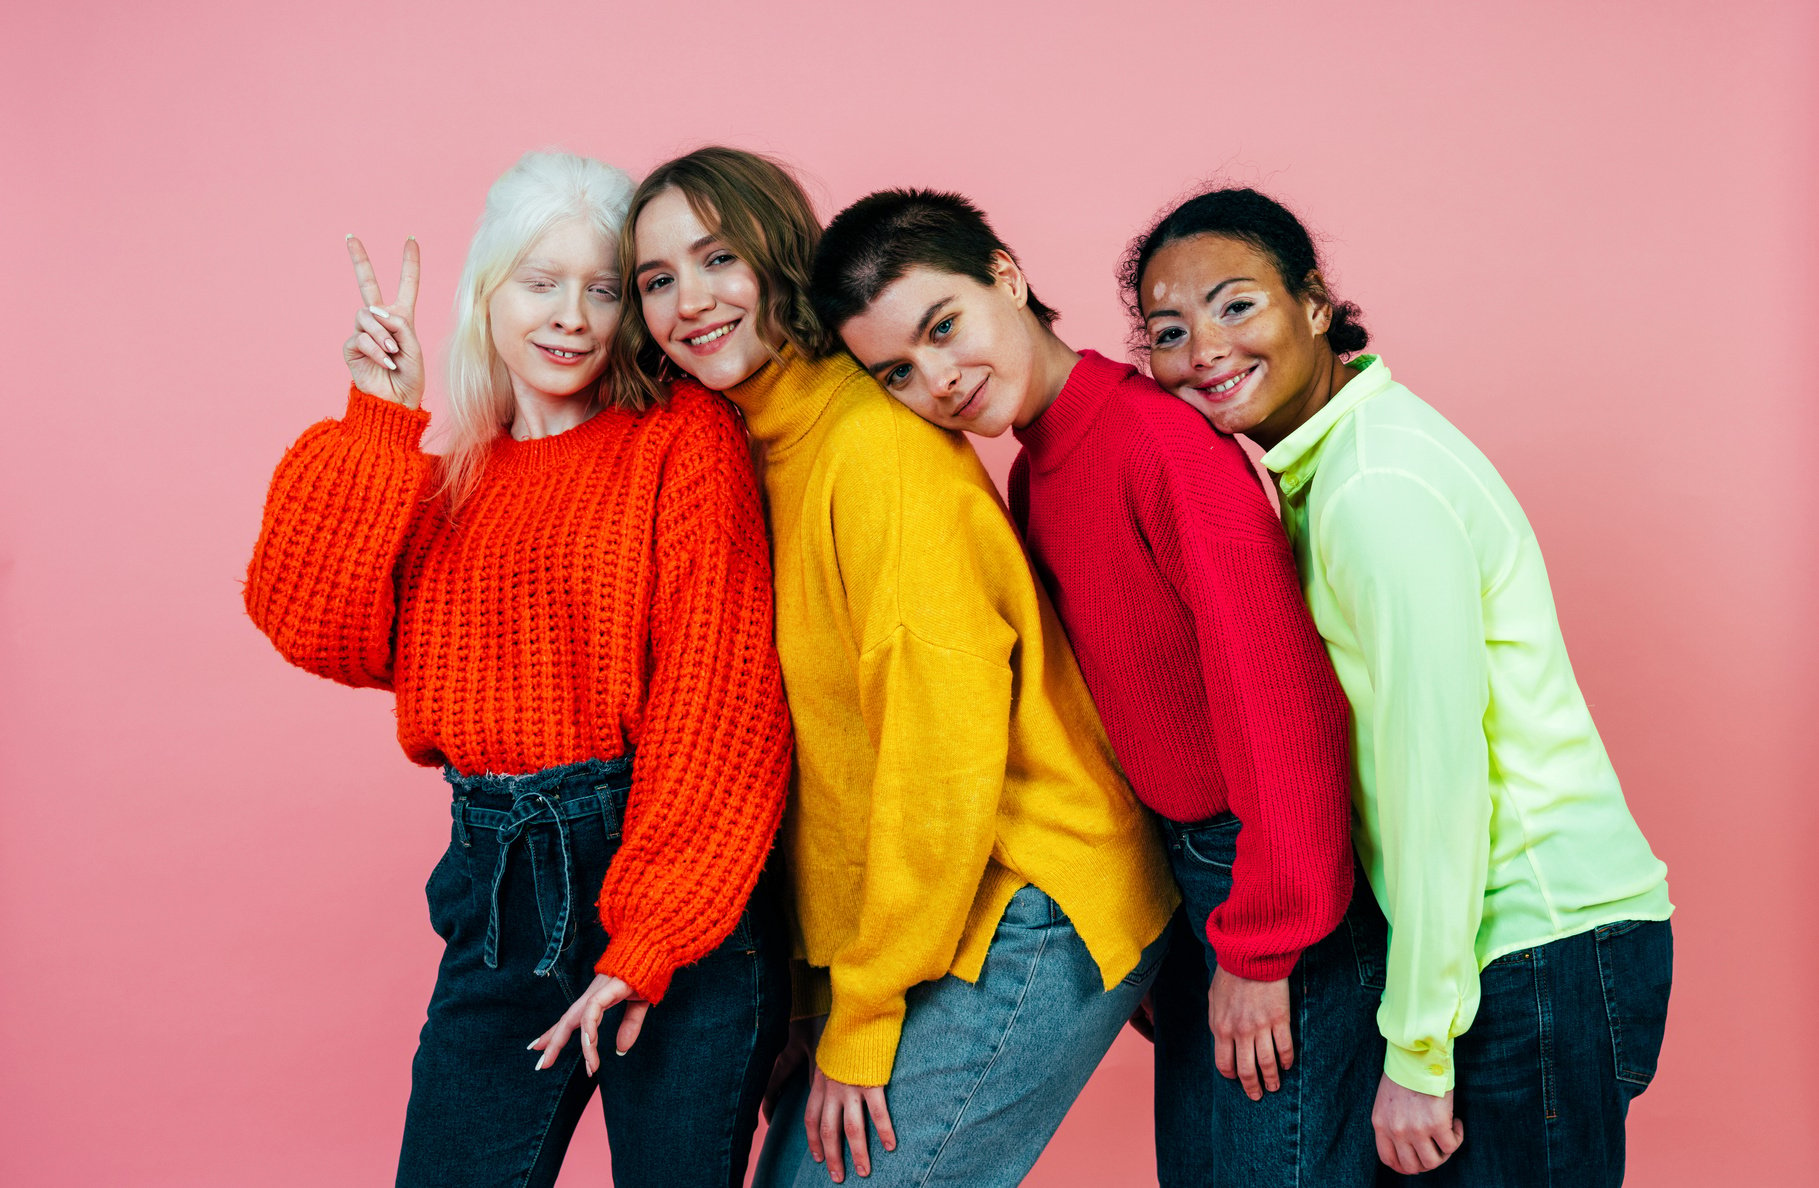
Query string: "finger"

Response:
xmin=535 ymin=1020 xmax=571 ymax=1070
xmin=615 ymin=1000 xmax=649 ymax=1055
xmin=1439 ymin=1117 xmax=1465 ymax=1156
xmin=1394 ymin=1139 xmax=1423 ymax=1177
xmin=820 ymin=1100 xmax=845 ymax=1184
xmin=1414 ymin=1135 xmax=1446 ymax=1172
xmin=1235 ymin=1033 xmax=1262 ymax=1100
xmin=580 ymin=1018 xmax=599 ymax=1077
xmin=1273 ymin=1017 xmax=1294 ymax=1072
xmin=804 ymin=1076 xmax=826 ymax=1164
xmin=354 ymin=332 xmax=397 ymax=371
xmin=356 ymin=308 xmax=399 ymax=355
xmin=1212 ymin=1032 xmax=1236 ymax=1080
xmin=1374 ymin=1124 xmax=1398 ymax=1172
xmin=843 ymin=1095 xmax=868 ymax=1177
xmin=1256 ymin=1030 xmax=1281 ymax=1094
xmin=397 ymin=236 xmax=421 ymax=315
xmin=346 ymin=235 xmax=385 ymax=307
xmin=866 ymin=1088 xmax=896 ymax=1154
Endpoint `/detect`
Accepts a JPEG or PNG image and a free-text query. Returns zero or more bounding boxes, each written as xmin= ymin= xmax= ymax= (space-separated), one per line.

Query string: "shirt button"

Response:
xmin=1428 ymin=1064 xmax=1446 ymax=1076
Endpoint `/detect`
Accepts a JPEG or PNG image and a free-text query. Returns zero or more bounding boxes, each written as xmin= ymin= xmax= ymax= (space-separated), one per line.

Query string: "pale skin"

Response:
xmin=1141 ymin=233 xmax=1460 ymax=1172
xmin=343 ymin=228 xmax=644 ymax=1078
xmin=632 ymin=188 xmax=898 ymax=1180
xmin=838 ymin=250 xmax=1299 ymax=1104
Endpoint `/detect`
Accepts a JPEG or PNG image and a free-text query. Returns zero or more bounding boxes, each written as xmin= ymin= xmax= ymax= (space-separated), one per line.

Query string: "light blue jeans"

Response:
xmin=754 ymin=885 xmax=1165 ymax=1188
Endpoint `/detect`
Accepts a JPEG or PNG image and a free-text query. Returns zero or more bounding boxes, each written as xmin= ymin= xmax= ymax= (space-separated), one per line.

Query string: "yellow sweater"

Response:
xmin=716 ymin=349 xmax=1178 ymax=1086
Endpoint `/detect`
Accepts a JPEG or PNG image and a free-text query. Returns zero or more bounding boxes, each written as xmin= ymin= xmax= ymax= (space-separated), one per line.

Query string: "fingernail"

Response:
xmin=384 ymin=358 xmax=397 ymax=371
xmin=368 ymin=305 xmax=389 ymax=319
xmin=346 ymin=233 xmax=354 ymax=240
xmin=385 ymin=338 xmax=398 ymax=352
xmin=526 ymin=1041 xmax=538 ymax=1051
xmin=614 ymin=1047 xmax=628 ymax=1057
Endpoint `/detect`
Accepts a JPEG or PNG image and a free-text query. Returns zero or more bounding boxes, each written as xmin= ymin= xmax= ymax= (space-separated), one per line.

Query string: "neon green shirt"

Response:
xmin=1261 ymin=356 xmax=1671 ymax=1095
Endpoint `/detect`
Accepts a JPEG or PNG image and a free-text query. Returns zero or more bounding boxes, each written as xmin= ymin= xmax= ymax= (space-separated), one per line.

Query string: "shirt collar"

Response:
xmin=1260 ymin=355 xmax=1390 ymax=499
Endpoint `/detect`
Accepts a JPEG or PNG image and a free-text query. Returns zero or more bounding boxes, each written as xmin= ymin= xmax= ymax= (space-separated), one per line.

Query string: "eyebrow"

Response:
xmin=865 ymin=295 xmax=957 ymax=380
xmin=519 ymin=258 xmax=618 ymax=280
xmin=1144 ymin=276 xmax=1258 ymax=322
xmin=634 ymin=234 xmax=720 ymax=278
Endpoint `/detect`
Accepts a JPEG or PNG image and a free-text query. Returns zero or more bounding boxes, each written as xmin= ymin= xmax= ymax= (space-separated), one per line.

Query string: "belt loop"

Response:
xmin=453 ymin=795 xmax=470 ymax=848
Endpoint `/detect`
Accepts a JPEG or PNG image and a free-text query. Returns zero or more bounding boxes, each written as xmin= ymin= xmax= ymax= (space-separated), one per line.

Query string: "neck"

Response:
xmin=509 ymin=385 xmax=599 ymax=441
xmin=1013 ymin=323 xmax=1082 ymax=430
xmin=1248 ymin=348 xmax=1353 ymax=450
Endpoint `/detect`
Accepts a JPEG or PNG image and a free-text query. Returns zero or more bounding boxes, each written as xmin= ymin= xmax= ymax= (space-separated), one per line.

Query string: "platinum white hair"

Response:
xmin=438 ymin=150 xmax=635 ymax=511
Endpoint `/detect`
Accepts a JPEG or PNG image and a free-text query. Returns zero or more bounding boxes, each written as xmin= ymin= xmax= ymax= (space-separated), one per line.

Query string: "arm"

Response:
xmin=815 ymin=423 xmax=1021 ymax=1088
xmin=1134 ymin=434 xmax=1355 ymax=978
xmin=1320 ymin=471 xmax=1490 ymax=1096
xmin=593 ymin=398 xmax=794 ymax=1002
xmin=243 ymin=387 xmax=433 ymax=689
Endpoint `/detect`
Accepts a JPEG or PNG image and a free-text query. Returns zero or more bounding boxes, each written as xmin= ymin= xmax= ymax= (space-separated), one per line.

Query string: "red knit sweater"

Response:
xmin=245 ymin=385 xmax=793 ymax=1001
xmin=1010 ymin=351 xmax=1353 ymax=979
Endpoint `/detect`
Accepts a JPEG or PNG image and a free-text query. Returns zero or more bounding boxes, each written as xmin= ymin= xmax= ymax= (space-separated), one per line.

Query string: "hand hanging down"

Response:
xmin=529 ymin=974 xmax=651 ymax=1076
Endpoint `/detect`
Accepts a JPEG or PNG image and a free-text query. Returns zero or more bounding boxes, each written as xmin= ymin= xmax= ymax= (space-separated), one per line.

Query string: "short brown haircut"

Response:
xmin=608 ymin=146 xmax=834 ymax=409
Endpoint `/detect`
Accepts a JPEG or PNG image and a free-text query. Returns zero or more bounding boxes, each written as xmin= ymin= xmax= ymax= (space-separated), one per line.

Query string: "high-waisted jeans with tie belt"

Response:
xmin=396 ymin=756 xmax=790 ymax=1188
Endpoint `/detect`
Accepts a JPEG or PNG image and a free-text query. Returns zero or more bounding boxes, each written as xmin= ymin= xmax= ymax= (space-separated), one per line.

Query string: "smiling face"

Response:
xmin=1140 ymin=233 xmax=1335 ymax=445
xmin=487 ymin=216 xmax=620 ymax=406
xmin=837 ymin=254 xmax=1049 ymax=438
xmin=632 ymin=187 xmax=775 ymax=391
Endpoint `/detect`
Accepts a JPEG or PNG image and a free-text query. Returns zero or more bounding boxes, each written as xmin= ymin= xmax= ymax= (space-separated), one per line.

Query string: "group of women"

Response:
xmin=245 ymin=145 xmax=1673 ymax=1188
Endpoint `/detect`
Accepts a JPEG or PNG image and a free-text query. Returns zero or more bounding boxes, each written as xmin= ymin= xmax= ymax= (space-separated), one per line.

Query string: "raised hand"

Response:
xmin=343 ymin=235 xmax=425 ymax=408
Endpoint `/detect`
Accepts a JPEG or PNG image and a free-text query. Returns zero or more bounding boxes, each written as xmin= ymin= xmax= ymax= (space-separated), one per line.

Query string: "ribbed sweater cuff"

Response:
xmin=814 ymin=1002 xmax=904 ymax=1088
xmin=1212 ymin=944 xmax=1303 ymax=983
xmin=343 ymin=385 xmax=430 ymax=451
xmin=1384 ymin=1041 xmax=1456 ymax=1096
xmin=597 ymin=933 xmax=677 ymax=1004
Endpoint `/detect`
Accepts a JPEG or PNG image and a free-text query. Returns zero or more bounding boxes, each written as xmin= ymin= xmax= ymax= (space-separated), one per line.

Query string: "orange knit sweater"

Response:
xmin=245 ymin=385 xmax=793 ymax=1001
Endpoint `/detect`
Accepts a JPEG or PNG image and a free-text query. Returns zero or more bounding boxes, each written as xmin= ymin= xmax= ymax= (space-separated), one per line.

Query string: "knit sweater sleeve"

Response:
xmin=244 ymin=387 xmax=434 ymax=689
xmin=814 ymin=411 xmax=1019 ymax=1087
xmin=594 ymin=394 xmax=794 ymax=1003
xmin=1132 ymin=428 xmax=1354 ymax=980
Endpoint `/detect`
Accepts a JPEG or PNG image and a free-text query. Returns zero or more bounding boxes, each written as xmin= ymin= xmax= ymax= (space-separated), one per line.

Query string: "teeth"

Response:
xmin=687 ymin=323 xmax=735 ymax=346
xmin=546 ymin=348 xmax=579 ymax=358
xmin=1210 ymin=369 xmax=1250 ymax=394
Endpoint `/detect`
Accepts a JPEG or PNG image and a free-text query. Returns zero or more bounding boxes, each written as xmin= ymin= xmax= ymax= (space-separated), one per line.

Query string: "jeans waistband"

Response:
xmin=442 ymin=755 xmax=634 ymax=978
xmin=1157 ymin=810 xmax=1237 ymax=841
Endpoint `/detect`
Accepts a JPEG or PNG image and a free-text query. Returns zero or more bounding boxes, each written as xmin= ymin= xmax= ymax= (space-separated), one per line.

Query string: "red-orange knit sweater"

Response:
xmin=245 ymin=385 xmax=793 ymax=1001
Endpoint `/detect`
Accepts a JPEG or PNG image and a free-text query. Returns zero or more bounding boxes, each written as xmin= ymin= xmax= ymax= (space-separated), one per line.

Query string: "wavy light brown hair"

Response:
xmin=609 ymin=146 xmax=834 ymax=409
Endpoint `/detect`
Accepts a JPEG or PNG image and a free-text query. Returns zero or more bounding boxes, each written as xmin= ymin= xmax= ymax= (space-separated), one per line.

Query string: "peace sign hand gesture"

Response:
xmin=343 ymin=236 xmax=425 ymax=409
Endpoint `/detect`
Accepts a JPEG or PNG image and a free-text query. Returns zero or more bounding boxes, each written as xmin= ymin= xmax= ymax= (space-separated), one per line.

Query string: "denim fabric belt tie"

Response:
xmin=444 ymin=756 xmax=633 ymax=979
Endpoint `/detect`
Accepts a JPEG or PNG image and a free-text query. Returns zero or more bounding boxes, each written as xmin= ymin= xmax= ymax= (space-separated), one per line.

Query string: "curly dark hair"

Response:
xmin=1118 ymin=187 xmax=1368 ymax=361
xmin=812 ymin=188 xmax=1058 ymax=333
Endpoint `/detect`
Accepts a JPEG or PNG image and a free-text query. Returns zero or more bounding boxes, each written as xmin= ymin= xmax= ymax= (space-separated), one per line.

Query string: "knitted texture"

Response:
xmin=721 ymin=349 xmax=1177 ymax=1086
xmin=1011 ymin=351 xmax=1354 ymax=981
xmin=245 ymin=385 xmax=793 ymax=1001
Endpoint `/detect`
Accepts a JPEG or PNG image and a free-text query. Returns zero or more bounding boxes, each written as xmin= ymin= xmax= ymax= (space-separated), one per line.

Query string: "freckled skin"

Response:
xmin=1139 ymin=234 xmax=1352 ymax=449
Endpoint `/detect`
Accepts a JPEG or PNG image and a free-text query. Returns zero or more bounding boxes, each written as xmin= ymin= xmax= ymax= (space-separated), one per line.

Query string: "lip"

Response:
xmin=678 ymin=317 xmax=742 ymax=356
xmin=950 ymin=377 xmax=988 ymax=420
xmin=535 ymin=343 xmax=595 ymax=365
xmin=1195 ymin=363 xmax=1258 ymax=403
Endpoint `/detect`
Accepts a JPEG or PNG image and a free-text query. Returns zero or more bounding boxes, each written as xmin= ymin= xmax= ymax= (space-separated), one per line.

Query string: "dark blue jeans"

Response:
xmin=1151 ymin=813 xmax=1388 ymax=1188
xmin=395 ymin=757 xmax=790 ymax=1188
xmin=1398 ymin=918 xmax=1673 ymax=1187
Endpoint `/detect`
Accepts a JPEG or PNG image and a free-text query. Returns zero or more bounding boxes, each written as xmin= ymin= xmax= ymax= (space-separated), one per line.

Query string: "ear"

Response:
xmin=1301 ymin=270 xmax=1334 ymax=336
xmin=989 ymin=249 xmax=1029 ymax=309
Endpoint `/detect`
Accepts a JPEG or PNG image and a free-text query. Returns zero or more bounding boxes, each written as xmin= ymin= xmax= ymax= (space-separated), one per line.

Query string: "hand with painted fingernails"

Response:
xmin=805 ymin=1067 xmax=896 ymax=1183
xmin=529 ymin=973 xmax=650 ymax=1077
xmin=343 ymin=235 xmax=425 ymax=408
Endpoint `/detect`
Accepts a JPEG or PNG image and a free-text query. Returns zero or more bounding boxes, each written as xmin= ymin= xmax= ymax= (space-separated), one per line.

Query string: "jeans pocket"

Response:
xmin=1176 ymin=817 xmax=1241 ymax=871
xmin=424 ymin=839 xmax=470 ymax=943
xmin=1595 ymin=919 xmax=1673 ymax=1091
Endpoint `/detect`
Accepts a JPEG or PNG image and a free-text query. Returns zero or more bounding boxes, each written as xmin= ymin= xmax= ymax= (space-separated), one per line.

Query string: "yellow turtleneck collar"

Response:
xmin=725 ymin=344 xmax=860 ymax=457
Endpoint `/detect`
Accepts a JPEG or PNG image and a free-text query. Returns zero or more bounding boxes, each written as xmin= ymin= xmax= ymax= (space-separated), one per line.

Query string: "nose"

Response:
xmin=1190 ymin=324 xmax=1230 ymax=371
xmin=675 ymin=269 xmax=713 ymax=319
xmin=551 ymin=283 xmax=586 ymax=332
xmin=938 ymin=360 xmax=962 ymax=393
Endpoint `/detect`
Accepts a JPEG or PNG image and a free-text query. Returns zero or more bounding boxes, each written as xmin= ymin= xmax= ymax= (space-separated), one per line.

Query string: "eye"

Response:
xmin=885 ymin=363 xmax=912 ymax=389
xmin=641 ymin=274 xmax=672 ymax=295
xmin=1223 ymin=299 xmax=1255 ymax=317
xmin=707 ymin=251 xmax=736 ymax=267
xmin=1151 ymin=326 xmax=1184 ymax=348
xmin=932 ymin=316 xmax=954 ymax=339
xmin=590 ymin=283 xmax=620 ymax=302
xmin=526 ymin=278 xmax=554 ymax=292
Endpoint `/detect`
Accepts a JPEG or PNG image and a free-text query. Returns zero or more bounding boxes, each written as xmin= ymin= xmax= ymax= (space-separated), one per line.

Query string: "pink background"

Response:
xmin=3 ymin=2 xmax=1814 ymax=1183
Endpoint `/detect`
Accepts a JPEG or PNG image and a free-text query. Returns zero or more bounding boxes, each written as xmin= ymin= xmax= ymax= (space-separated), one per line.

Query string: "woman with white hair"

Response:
xmin=245 ymin=150 xmax=794 ymax=1187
